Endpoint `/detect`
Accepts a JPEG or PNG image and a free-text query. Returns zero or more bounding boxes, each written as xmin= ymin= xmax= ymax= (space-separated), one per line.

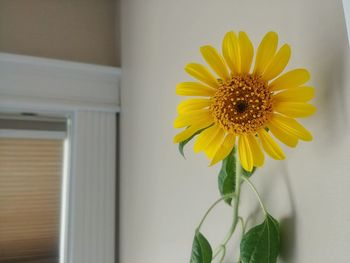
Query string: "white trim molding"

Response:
xmin=0 ymin=53 xmax=121 ymax=112
xmin=69 ymin=111 xmax=116 ymax=263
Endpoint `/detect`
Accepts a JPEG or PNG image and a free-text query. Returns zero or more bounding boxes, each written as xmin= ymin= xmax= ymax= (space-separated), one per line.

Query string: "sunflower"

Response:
xmin=173 ymin=31 xmax=316 ymax=172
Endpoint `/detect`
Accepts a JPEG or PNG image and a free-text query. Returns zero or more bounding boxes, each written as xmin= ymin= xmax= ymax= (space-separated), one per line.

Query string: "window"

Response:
xmin=0 ymin=115 xmax=67 ymax=263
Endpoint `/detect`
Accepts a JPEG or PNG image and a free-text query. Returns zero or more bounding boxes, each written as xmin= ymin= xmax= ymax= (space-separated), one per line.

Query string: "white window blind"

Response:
xmin=0 ymin=138 xmax=64 ymax=263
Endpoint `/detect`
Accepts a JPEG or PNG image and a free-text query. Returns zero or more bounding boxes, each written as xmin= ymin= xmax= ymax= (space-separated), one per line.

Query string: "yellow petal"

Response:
xmin=273 ymin=87 xmax=315 ymax=102
xmin=222 ymin=31 xmax=240 ymax=74
xmin=173 ymin=123 xmax=211 ymax=143
xmin=173 ymin=110 xmax=211 ymax=128
xmin=263 ymin=44 xmax=291 ymax=81
xmin=177 ymin=99 xmax=211 ymax=114
xmin=176 ymin=82 xmax=216 ymax=97
xmin=274 ymin=102 xmax=316 ymax=118
xmin=246 ymin=134 xmax=265 ymax=167
xmin=185 ymin=63 xmax=219 ymax=88
xmin=268 ymin=122 xmax=298 ymax=147
xmin=238 ymin=31 xmax=254 ymax=74
xmin=270 ymin=69 xmax=310 ymax=91
xmin=210 ymin=134 xmax=236 ymax=166
xmin=194 ymin=124 xmax=221 ymax=153
xmin=238 ymin=134 xmax=254 ymax=172
xmin=257 ymin=129 xmax=285 ymax=160
xmin=253 ymin=31 xmax=278 ymax=75
xmin=270 ymin=114 xmax=313 ymax=141
xmin=200 ymin=45 xmax=230 ymax=80
xmin=204 ymin=128 xmax=225 ymax=159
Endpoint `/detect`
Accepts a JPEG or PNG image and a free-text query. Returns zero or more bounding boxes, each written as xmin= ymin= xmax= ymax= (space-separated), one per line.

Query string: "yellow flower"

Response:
xmin=174 ymin=31 xmax=316 ymax=172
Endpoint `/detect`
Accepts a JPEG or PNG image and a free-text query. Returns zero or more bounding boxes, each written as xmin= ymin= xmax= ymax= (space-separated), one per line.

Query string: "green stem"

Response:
xmin=213 ymin=153 xmax=243 ymax=260
xmin=197 ymin=192 xmax=237 ymax=231
xmin=238 ymin=216 xmax=245 ymax=234
xmin=242 ymin=175 xmax=267 ymax=215
xmin=237 ymin=217 xmax=245 ymax=263
xmin=218 ymin=245 xmax=226 ymax=263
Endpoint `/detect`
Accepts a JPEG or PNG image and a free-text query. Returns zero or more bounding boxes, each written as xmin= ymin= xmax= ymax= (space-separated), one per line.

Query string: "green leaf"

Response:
xmin=178 ymin=126 xmax=211 ymax=158
xmin=218 ymin=148 xmax=257 ymax=205
xmin=218 ymin=148 xmax=237 ymax=205
xmin=240 ymin=214 xmax=280 ymax=263
xmin=190 ymin=231 xmax=213 ymax=263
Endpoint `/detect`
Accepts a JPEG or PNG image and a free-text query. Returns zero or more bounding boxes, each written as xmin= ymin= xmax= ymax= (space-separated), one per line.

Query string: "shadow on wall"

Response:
xmin=243 ymin=164 xmax=296 ymax=263
xmin=279 ymin=43 xmax=349 ymax=263
xmin=265 ymin=40 xmax=349 ymax=263
xmin=279 ymin=166 xmax=296 ymax=263
xmin=321 ymin=45 xmax=350 ymax=142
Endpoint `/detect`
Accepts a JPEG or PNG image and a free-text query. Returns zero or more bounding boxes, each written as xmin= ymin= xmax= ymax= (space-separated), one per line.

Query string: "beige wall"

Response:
xmin=0 ymin=0 xmax=119 ymax=66
xmin=120 ymin=0 xmax=349 ymax=262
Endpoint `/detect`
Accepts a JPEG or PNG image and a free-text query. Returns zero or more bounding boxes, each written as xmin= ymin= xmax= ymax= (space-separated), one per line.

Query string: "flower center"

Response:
xmin=210 ymin=74 xmax=273 ymax=134
xmin=236 ymin=101 xmax=248 ymax=113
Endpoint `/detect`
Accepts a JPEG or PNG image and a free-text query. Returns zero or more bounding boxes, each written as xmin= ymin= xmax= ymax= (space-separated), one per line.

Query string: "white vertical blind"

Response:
xmin=68 ymin=111 xmax=116 ymax=263
xmin=0 ymin=138 xmax=63 ymax=262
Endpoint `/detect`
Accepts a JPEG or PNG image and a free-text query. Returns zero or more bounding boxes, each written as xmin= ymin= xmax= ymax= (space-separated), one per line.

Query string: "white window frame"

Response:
xmin=0 ymin=129 xmax=66 ymax=140
xmin=0 ymin=53 xmax=121 ymax=263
